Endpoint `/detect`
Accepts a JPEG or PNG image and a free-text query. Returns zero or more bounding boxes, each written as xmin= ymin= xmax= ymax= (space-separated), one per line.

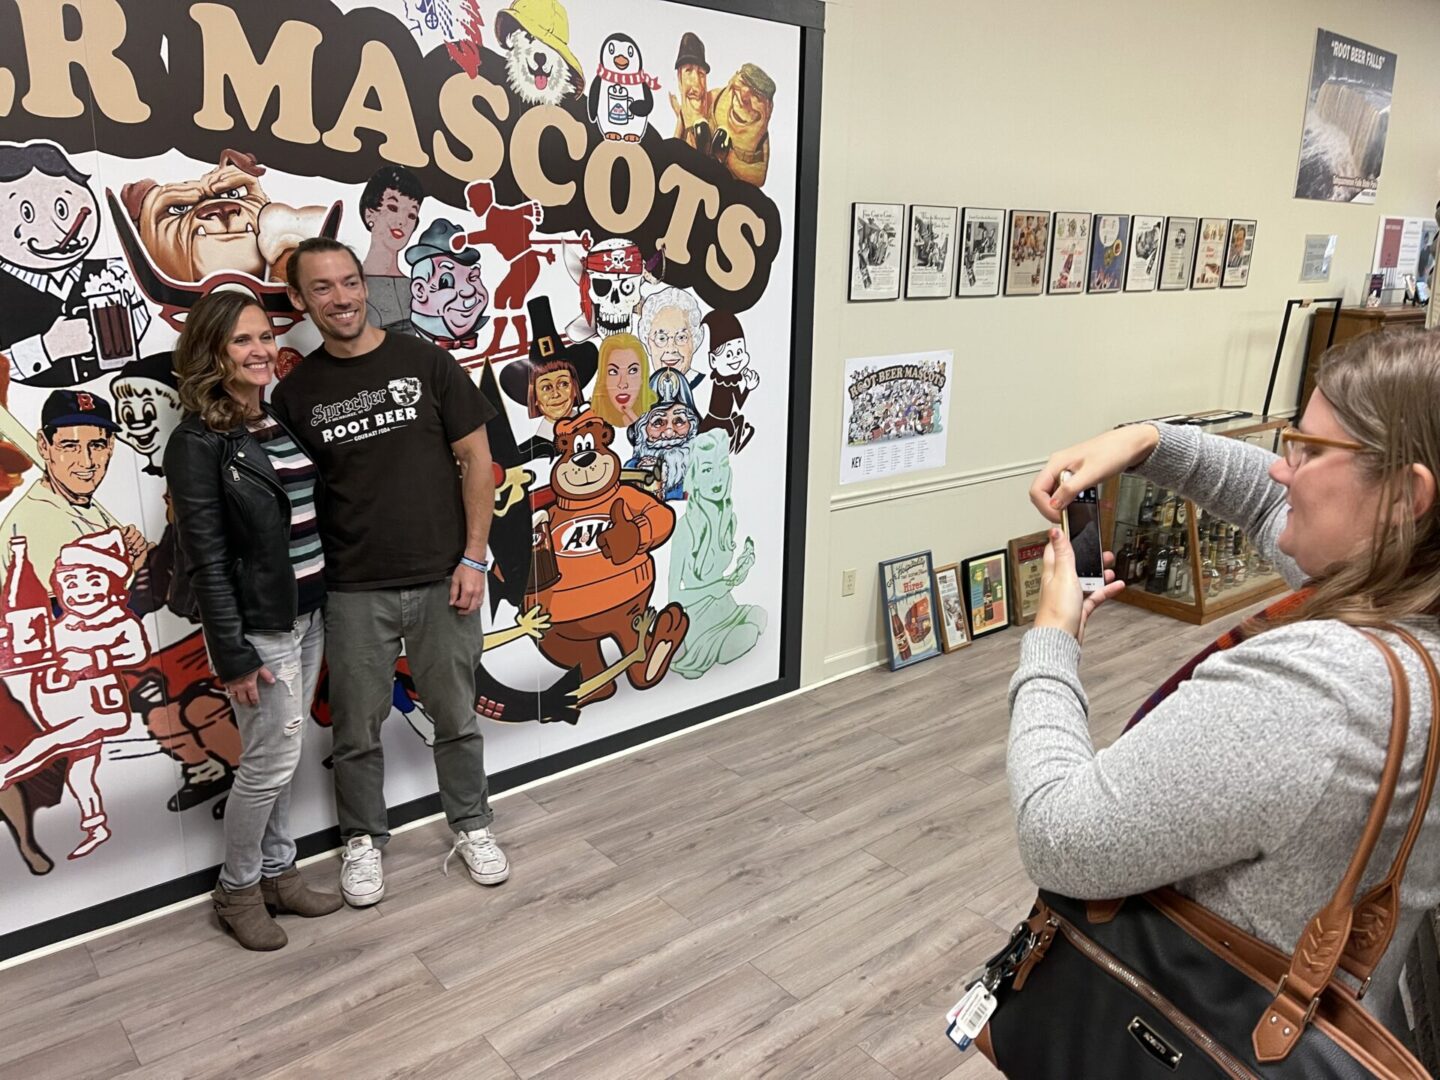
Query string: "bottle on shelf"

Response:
xmin=1138 ymin=482 xmax=1157 ymax=526
xmin=1175 ymin=498 xmax=1189 ymax=528
xmin=1159 ymin=494 xmax=1177 ymax=529
xmin=1202 ymin=542 xmax=1221 ymax=598
xmin=1167 ymin=535 xmax=1187 ymax=596
xmin=1147 ymin=533 xmax=1172 ymax=594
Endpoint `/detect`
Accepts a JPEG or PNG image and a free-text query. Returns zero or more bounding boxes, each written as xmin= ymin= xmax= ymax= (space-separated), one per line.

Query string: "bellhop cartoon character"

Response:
xmin=529 ymin=411 xmax=688 ymax=703
xmin=588 ymin=34 xmax=658 ymax=143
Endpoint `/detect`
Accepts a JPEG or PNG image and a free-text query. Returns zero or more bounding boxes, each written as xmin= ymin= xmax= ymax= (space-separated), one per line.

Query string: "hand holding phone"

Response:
xmin=1059 ymin=470 xmax=1105 ymax=593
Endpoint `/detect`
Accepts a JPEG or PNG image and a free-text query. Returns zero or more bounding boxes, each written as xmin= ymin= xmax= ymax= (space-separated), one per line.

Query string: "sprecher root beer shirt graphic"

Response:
xmin=271 ymin=333 xmax=495 ymax=589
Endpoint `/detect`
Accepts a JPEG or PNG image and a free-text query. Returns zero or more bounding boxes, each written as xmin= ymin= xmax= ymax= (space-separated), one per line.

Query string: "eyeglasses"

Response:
xmin=1279 ymin=426 xmax=1365 ymax=469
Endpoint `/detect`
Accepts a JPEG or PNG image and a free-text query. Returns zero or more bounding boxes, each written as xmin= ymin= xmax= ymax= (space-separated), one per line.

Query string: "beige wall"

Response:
xmin=800 ymin=0 xmax=1440 ymax=684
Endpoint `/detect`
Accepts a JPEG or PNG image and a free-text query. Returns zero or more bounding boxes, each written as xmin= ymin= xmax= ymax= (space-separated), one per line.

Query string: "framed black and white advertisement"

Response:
xmin=1004 ymin=210 xmax=1050 ymax=297
xmin=880 ymin=552 xmax=941 ymax=670
xmin=904 ymin=205 xmax=959 ymax=299
xmin=1295 ymin=29 xmax=1396 ymax=204
xmin=1048 ymin=212 xmax=1090 ymax=295
xmin=850 ymin=202 xmax=904 ymax=301
xmin=1088 ymin=214 xmax=1131 ymax=294
xmin=932 ymin=563 xmax=972 ymax=653
xmin=1222 ymin=219 xmax=1258 ymax=288
xmin=1124 ymin=214 xmax=1165 ymax=292
xmin=1192 ymin=217 xmax=1229 ymax=289
xmin=956 ymin=207 xmax=1004 ymax=297
xmin=1158 ymin=216 xmax=1199 ymax=291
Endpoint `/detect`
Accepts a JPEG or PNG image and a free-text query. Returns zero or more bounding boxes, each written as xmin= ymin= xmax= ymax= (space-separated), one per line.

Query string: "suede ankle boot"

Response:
xmin=212 ymin=882 xmax=287 ymax=950
xmin=261 ymin=866 xmax=343 ymax=917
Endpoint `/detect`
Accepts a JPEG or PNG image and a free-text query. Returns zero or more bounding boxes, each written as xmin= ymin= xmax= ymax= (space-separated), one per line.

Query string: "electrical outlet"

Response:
xmin=841 ymin=568 xmax=857 ymax=596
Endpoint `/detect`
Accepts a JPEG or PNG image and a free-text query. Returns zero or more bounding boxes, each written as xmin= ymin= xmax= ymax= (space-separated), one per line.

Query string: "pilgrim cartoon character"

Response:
xmin=698 ymin=310 xmax=758 ymax=453
xmin=496 ymin=0 xmax=584 ymax=105
xmin=360 ymin=165 xmax=425 ymax=335
xmin=528 ymin=410 xmax=687 ymax=703
xmin=590 ymin=332 xmax=656 ymax=429
xmin=499 ymin=297 xmax=598 ymax=461
xmin=407 ymin=219 xmax=489 ymax=351
xmin=0 ymin=529 xmax=151 ymax=860
xmin=0 ymin=141 xmax=152 ymax=387
xmin=588 ymin=34 xmax=658 ymax=142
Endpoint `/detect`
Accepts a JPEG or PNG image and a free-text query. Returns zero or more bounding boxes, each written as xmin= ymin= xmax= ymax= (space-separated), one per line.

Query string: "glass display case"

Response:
xmin=1101 ymin=415 xmax=1289 ymax=625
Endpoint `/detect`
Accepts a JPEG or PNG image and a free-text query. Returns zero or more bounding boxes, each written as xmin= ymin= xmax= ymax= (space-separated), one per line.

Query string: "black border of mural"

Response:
xmin=0 ymin=0 xmax=825 ymax=964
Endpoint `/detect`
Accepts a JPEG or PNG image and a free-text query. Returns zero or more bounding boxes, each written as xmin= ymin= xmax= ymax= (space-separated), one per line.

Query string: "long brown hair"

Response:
xmin=173 ymin=291 xmax=268 ymax=431
xmin=1275 ymin=329 xmax=1440 ymax=629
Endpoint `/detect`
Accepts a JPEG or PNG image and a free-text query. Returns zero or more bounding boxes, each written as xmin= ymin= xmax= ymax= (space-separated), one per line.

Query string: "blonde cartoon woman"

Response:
xmin=668 ymin=432 xmax=765 ymax=678
xmin=591 ymin=332 xmax=656 ymax=428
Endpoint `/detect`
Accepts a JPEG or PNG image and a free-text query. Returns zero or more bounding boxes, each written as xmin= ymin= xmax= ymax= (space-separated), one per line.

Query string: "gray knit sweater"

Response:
xmin=1008 ymin=422 xmax=1440 ymax=1032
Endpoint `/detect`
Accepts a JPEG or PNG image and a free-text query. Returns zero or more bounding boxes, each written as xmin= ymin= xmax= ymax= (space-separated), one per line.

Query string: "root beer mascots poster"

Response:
xmin=0 ymin=0 xmax=803 ymax=950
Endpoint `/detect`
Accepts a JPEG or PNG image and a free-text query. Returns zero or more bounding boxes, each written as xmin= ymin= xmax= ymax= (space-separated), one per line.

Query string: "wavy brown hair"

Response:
xmin=1269 ymin=329 xmax=1440 ymax=630
xmin=173 ymin=291 xmax=267 ymax=432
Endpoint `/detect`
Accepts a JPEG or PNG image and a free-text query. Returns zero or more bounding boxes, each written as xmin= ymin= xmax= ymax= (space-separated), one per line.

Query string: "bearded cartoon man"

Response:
xmin=406 ymin=219 xmax=490 ymax=351
xmin=627 ymin=367 xmax=701 ymax=501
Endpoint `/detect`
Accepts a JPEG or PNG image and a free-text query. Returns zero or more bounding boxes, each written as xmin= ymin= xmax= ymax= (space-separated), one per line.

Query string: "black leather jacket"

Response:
xmin=163 ymin=408 xmax=321 ymax=682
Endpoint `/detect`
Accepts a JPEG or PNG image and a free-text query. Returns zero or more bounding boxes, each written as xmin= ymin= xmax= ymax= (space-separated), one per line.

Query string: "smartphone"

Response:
xmin=1059 ymin=471 xmax=1105 ymax=593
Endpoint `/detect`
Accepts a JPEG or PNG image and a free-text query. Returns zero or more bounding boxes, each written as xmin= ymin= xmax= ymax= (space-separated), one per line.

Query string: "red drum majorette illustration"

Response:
xmin=0 ymin=528 xmax=151 ymax=859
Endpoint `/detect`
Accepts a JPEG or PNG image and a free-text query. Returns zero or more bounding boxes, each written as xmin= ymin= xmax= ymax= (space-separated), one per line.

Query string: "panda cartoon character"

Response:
xmin=588 ymin=34 xmax=659 ymax=143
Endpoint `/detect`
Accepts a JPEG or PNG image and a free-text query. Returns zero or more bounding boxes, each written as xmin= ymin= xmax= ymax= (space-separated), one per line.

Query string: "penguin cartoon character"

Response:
xmin=588 ymin=34 xmax=659 ymax=143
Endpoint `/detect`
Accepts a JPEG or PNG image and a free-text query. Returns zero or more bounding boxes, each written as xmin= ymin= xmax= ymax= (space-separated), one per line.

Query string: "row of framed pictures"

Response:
xmin=880 ymin=533 xmax=1051 ymax=670
xmin=849 ymin=202 xmax=1258 ymax=302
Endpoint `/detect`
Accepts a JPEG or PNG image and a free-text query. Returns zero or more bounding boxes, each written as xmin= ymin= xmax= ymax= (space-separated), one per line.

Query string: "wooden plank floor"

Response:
xmin=0 ymin=598 xmax=1263 ymax=1079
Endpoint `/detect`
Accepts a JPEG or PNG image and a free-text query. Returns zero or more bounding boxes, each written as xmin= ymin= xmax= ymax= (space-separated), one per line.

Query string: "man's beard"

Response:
xmin=634 ymin=431 xmax=690 ymax=492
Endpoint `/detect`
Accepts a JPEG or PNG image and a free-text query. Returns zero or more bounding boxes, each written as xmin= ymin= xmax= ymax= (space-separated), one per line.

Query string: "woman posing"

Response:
xmin=165 ymin=291 xmax=339 ymax=949
xmin=1014 ymin=329 xmax=1440 ymax=1034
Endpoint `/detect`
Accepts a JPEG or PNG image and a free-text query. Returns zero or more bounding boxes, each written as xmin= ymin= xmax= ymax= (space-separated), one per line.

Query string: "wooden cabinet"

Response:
xmin=1299 ymin=305 xmax=1427 ymax=416
xmin=1102 ymin=417 xmax=1288 ymax=625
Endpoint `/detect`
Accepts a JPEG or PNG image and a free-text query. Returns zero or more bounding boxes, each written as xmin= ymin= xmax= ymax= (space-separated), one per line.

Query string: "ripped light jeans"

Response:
xmin=217 ymin=609 xmax=324 ymax=890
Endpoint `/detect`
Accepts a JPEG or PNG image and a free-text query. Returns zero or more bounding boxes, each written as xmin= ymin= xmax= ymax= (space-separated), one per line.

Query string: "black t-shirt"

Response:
xmin=271 ymin=332 xmax=495 ymax=590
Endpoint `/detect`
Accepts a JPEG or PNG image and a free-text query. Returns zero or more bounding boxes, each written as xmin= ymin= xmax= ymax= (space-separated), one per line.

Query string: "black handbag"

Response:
xmin=972 ymin=627 xmax=1440 ymax=1079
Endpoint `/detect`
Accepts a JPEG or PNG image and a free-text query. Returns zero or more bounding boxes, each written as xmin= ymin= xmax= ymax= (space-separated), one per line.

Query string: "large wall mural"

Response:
xmin=0 ymin=0 xmax=802 ymax=949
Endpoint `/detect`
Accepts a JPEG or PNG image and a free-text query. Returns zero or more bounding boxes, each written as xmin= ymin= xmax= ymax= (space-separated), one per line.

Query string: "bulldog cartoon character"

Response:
xmin=119 ymin=150 xmax=331 ymax=284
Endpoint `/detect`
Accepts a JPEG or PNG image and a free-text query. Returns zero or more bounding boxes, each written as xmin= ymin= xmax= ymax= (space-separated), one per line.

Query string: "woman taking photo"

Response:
xmin=165 ymin=291 xmax=338 ymax=950
xmin=1013 ymin=329 xmax=1440 ymax=1037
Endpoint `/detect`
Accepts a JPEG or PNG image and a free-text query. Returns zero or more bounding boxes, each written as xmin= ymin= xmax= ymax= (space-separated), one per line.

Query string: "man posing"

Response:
xmin=275 ymin=238 xmax=505 ymax=906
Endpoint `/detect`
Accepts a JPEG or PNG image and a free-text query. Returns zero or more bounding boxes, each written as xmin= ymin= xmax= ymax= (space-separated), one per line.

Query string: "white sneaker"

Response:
xmin=340 ymin=835 xmax=385 ymax=906
xmin=444 ymin=827 xmax=510 ymax=886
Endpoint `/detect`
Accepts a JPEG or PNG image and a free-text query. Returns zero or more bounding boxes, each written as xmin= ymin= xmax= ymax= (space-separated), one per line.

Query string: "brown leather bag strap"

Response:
xmin=1253 ymin=630 xmax=1410 ymax=1062
xmin=1339 ymin=625 xmax=1440 ymax=988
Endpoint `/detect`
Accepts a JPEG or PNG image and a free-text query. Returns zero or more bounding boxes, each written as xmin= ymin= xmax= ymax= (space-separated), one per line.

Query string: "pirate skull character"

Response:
xmin=565 ymin=238 xmax=644 ymax=341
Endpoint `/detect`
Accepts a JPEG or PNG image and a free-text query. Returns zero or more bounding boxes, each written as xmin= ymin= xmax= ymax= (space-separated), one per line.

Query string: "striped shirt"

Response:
xmin=247 ymin=415 xmax=325 ymax=615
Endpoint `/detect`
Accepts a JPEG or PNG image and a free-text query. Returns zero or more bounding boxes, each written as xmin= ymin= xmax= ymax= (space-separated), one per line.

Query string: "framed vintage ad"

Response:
xmin=1158 ymin=216 xmax=1199 ymax=291
xmin=1222 ymin=219 xmax=1257 ymax=288
xmin=1192 ymin=217 xmax=1229 ymax=289
xmin=905 ymin=205 xmax=959 ymax=299
xmin=962 ymin=550 xmax=1011 ymax=639
xmin=956 ymin=207 xmax=1004 ymax=297
xmin=1004 ymin=210 xmax=1050 ymax=297
xmin=1008 ymin=532 xmax=1049 ymax=626
xmin=1088 ymin=213 xmax=1131 ymax=293
xmin=850 ymin=202 xmax=904 ymax=301
xmin=1295 ymin=29 xmax=1396 ymax=204
xmin=1048 ymin=211 xmax=1090 ymax=294
xmin=931 ymin=563 xmax=972 ymax=653
xmin=880 ymin=552 xmax=942 ymax=669
xmin=1125 ymin=214 xmax=1165 ymax=292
